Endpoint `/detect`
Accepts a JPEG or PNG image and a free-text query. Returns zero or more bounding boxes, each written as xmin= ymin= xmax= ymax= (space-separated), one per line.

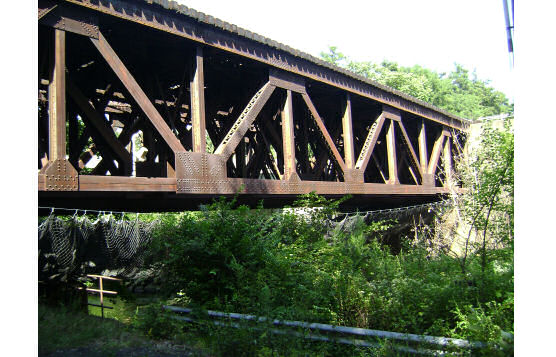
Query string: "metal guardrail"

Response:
xmin=162 ymin=305 xmax=511 ymax=355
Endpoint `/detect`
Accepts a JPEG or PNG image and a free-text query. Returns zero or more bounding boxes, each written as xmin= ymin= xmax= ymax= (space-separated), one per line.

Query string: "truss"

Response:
xmin=38 ymin=0 xmax=468 ymax=210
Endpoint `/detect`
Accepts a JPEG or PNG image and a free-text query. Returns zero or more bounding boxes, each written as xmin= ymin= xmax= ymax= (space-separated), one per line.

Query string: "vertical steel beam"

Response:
xmin=342 ymin=93 xmax=355 ymax=169
xmin=386 ymin=119 xmax=399 ymax=184
xmin=443 ymin=137 xmax=452 ymax=185
xmin=190 ymin=46 xmax=206 ymax=153
xmin=49 ymin=28 xmax=66 ymax=160
xmin=418 ymin=120 xmax=428 ymax=173
xmin=41 ymin=28 xmax=78 ymax=191
xmin=281 ymin=89 xmax=297 ymax=180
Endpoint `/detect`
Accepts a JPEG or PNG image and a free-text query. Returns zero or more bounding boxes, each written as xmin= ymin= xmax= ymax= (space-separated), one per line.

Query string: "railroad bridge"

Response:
xmin=38 ymin=0 xmax=469 ymax=211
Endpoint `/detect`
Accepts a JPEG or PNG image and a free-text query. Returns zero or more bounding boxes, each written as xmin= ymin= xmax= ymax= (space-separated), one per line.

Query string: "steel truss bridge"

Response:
xmin=38 ymin=0 xmax=469 ymax=211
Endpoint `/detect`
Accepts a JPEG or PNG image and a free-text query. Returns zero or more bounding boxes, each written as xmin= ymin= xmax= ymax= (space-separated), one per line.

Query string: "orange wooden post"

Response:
xmin=99 ymin=276 xmax=104 ymax=318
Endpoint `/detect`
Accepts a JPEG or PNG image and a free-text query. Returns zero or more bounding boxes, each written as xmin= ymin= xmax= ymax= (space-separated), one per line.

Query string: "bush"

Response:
xmin=133 ymin=303 xmax=182 ymax=339
xmin=143 ymin=188 xmax=513 ymax=352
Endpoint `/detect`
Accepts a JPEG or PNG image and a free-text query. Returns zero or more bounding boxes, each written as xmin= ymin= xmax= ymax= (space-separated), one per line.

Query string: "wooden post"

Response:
xmin=342 ymin=94 xmax=355 ymax=169
xmin=281 ymin=90 xmax=297 ymax=180
xmin=99 ymin=276 xmax=104 ymax=318
xmin=49 ymin=29 xmax=66 ymax=160
xmin=190 ymin=46 xmax=206 ymax=153
xmin=386 ymin=119 xmax=399 ymax=184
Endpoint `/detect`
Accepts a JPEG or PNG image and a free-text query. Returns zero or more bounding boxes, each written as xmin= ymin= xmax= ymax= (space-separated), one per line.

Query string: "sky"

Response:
xmin=177 ymin=0 xmax=514 ymax=100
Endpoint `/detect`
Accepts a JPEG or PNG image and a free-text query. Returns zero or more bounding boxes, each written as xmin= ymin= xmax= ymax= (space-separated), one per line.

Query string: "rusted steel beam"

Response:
xmin=214 ymin=82 xmax=276 ymax=161
xmin=61 ymin=0 xmax=467 ymax=130
xmin=79 ymin=175 xmax=176 ymax=191
xmin=90 ymin=151 xmax=120 ymax=176
xmin=298 ymin=108 xmax=311 ymax=174
xmin=310 ymin=124 xmax=342 ymax=180
xmin=396 ymin=120 xmax=422 ymax=178
xmin=190 ymin=45 xmax=206 ymax=153
xmin=67 ymin=79 xmax=132 ymax=174
xmin=383 ymin=105 xmax=401 ymax=122
xmin=39 ymin=0 xmax=57 ymax=19
xmin=175 ymin=176 xmax=450 ymax=196
xmin=39 ymin=27 xmax=79 ymax=192
xmin=443 ymin=138 xmax=453 ymax=185
xmin=77 ymin=148 xmax=95 ymax=169
xmin=154 ymin=75 xmax=178 ymax=134
xmin=372 ymin=153 xmax=388 ymax=183
xmin=90 ymin=31 xmax=185 ymax=153
xmin=355 ymin=113 xmax=385 ymax=172
xmin=257 ymin=127 xmax=282 ymax=180
xmin=301 ymin=93 xmax=346 ymax=175
xmin=386 ymin=120 xmax=399 ymax=185
xmin=427 ymin=132 xmax=447 ymax=175
xmin=261 ymin=118 xmax=283 ymax=161
xmin=269 ymin=69 xmax=306 ymax=94
xmin=38 ymin=103 xmax=50 ymax=167
xmin=342 ymin=94 xmax=355 ymax=170
xmin=93 ymin=116 xmax=142 ymax=176
xmin=39 ymin=0 xmax=98 ymax=38
xmin=281 ymin=90 xmax=297 ymax=180
xmin=402 ymin=155 xmax=420 ymax=186
xmin=48 ymin=28 xmax=66 ymax=161
xmin=418 ymin=120 xmax=428 ymax=174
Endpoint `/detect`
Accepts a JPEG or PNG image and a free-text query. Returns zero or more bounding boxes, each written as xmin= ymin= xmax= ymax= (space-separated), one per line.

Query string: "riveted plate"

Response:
xmin=41 ymin=159 xmax=79 ymax=191
xmin=175 ymin=152 xmax=227 ymax=193
xmin=39 ymin=2 xmax=99 ymax=38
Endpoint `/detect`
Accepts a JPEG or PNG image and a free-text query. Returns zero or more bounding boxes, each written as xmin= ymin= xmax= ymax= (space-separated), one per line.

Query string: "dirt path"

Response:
xmin=41 ymin=341 xmax=204 ymax=356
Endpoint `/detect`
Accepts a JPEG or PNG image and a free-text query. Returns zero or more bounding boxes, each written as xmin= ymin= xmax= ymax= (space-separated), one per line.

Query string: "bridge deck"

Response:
xmin=38 ymin=0 xmax=468 ymax=210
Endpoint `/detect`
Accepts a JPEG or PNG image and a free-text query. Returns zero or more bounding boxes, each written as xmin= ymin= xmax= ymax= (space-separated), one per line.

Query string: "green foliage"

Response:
xmin=320 ymin=47 xmax=512 ymax=119
xmin=144 ymin=188 xmax=513 ymax=354
xmin=133 ymin=303 xmax=182 ymax=339
xmin=38 ymin=303 xmax=145 ymax=355
xmin=449 ymin=117 xmax=514 ymax=296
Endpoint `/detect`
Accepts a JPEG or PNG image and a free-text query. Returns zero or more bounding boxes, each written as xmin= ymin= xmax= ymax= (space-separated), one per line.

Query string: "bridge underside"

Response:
xmin=38 ymin=191 xmax=442 ymax=213
xmin=38 ymin=0 xmax=468 ymax=211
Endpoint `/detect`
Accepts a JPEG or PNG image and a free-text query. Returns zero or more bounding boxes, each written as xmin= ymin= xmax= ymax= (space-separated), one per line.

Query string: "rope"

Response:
xmin=39 ymin=200 xmax=450 ymax=218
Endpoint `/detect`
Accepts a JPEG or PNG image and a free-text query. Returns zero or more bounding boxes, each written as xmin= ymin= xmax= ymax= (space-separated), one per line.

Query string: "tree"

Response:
xmin=319 ymin=47 xmax=512 ymax=120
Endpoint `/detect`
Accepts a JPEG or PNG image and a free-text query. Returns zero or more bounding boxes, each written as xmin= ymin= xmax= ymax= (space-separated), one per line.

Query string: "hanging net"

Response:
xmin=38 ymin=213 xmax=158 ymax=283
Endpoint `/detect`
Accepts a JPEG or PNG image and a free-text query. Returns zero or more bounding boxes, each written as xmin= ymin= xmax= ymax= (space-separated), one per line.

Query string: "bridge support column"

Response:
xmin=386 ymin=119 xmax=399 ymax=185
xmin=342 ymin=94 xmax=355 ymax=170
xmin=190 ymin=46 xmax=206 ymax=153
xmin=418 ymin=120 xmax=428 ymax=174
xmin=39 ymin=28 xmax=78 ymax=191
xmin=281 ymin=89 xmax=299 ymax=180
xmin=443 ymin=138 xmax=453 ymax=185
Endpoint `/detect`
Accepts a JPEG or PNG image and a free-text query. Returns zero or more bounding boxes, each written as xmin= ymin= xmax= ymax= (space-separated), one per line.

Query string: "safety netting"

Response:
xmin=38 ymin=213 xmax=159 ymax=283
xmin=38 ymin=201 xmax=448 ymax=283
xmin=328 ymin=200 xmax=449 ymax=235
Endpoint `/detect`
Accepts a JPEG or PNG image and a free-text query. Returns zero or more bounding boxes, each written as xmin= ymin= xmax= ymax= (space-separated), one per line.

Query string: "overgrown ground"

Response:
xmin=39 ymin=119 xmax=513 ymax=356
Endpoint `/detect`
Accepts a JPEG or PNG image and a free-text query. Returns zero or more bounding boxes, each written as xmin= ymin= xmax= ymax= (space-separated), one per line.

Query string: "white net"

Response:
xmin=38 ymin=213 xmax=158 ymax=283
